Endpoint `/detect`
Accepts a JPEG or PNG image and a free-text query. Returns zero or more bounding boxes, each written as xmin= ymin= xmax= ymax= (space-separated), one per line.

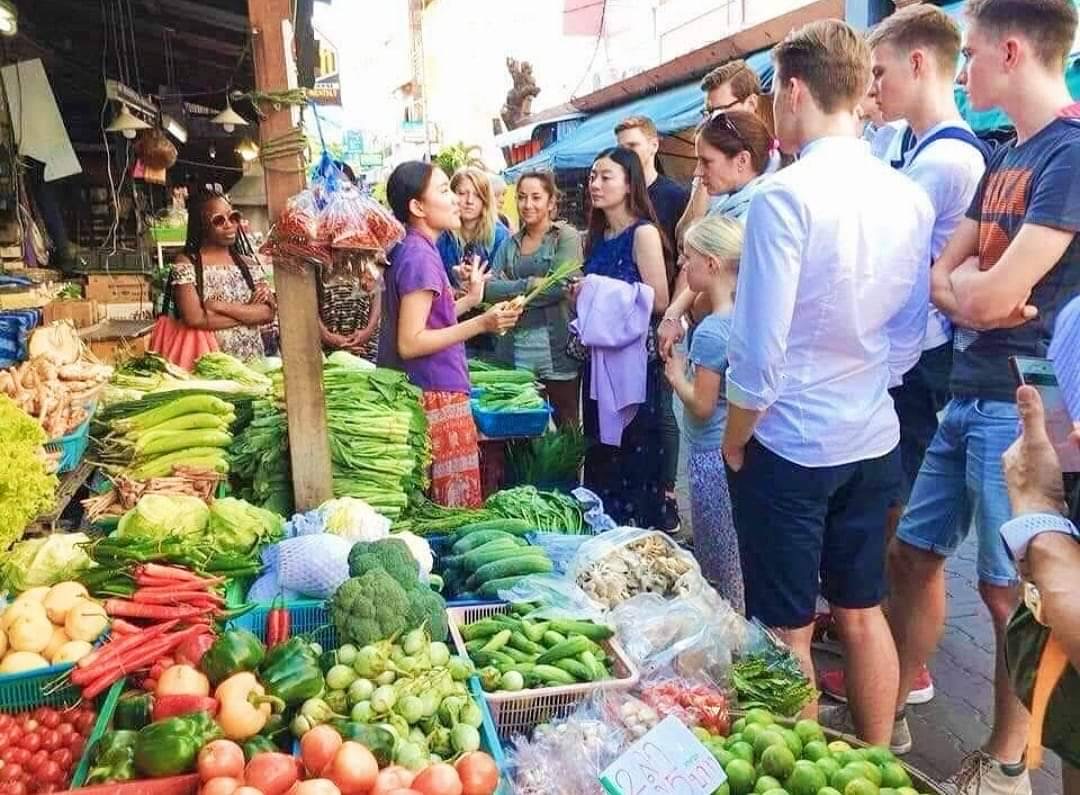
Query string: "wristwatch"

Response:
xmin=999 ymin=512 xmax=1080 ymax=563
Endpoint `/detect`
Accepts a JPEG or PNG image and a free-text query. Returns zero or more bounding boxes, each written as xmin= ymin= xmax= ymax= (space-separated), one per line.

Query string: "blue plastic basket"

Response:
xmin=471 ymin=399 xmax=552 ymax=439
xmin=430 ymin=534 xmax=503 ymax=607
xmin=229 ymin=597 xmax=337 ymax=648
xmin=45 ymin=410 xmax=93 ymax=474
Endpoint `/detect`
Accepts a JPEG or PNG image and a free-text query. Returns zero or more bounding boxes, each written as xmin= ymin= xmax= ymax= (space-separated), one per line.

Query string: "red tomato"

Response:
xmin=0 ymin=715 xmax=13 ymax=730
xmin=18 ymin=720 xmax=37 ymax=734
xmin=7 ymin=725 xmax=22 ymax=743
xmin=67 ymin=737 xmax=84 ymax=760
xmin=41 ymin=732 xmax=61 ymax=753
xmin=37 ymin=762 xmax=61 ymax=785
xmin=7 ymin=783 xmax=27 ymax=795
xmin=11 ymin=750 xmax=29 ymax=766
xmin=0 ymin=764 xmax=24 ymax=782
xmin=18 ymin=735 xmax=40 ymax=753
xmin=37 ymin=713 xmax=58 ymax=731
xmin=1 ymin=748 xmax=20 ymax=763
xmin=50 ymin=750 xmax=72 ymax=771
xmin=73 ymin=712 xmax=95 ymax=735
xmin=54 ymin=724 xmax=73 ymax=741
xmin=27 ymin=750 xmax=49 ymax=773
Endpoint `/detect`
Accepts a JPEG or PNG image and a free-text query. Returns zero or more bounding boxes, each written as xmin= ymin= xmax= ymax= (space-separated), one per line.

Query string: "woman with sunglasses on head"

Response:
xmin=572 ymin=146 xmax=670 ymax=528
xmin=484 ymin=171 xmax=583 ymax=427
xmin=436 ymin=167 xmax=511 ymax=282
xmin=381 ymin=161 xmax=522 ymax=508
xmin=170 ymin=190 xmax=275 ymax=362
xmin=658 ymin=110 xmax=774 ymax=360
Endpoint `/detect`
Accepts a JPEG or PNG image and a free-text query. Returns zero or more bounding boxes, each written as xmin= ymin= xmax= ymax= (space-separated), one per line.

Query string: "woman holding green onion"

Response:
xmin=380 ymin=161 xmax=522 ymax=508
xmin=485 ymin=172 xmax=583 ymax=427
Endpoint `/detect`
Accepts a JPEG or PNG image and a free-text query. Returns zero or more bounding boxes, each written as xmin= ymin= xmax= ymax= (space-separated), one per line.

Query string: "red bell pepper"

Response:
xmin=152 ymin=694 xmax=219 ymax=722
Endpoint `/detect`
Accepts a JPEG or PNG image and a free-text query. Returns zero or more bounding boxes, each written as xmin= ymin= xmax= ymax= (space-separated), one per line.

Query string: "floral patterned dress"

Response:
xmin=171 ymin=256 xmax=268 ymax=362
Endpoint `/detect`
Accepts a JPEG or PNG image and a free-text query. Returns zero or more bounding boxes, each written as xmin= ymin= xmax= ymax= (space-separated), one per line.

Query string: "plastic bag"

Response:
xmin=570 ymin=527 xmax=707 ymax=610
xmin=319 ymin=189 xmax=381 ymax=250
xmin=497 ymin=573 xmax=607 ymax=622
xmin=636 ymin=670 xmax=731 ymax=735
xmin=572 ymin=487 xmax=617 ymax=533
xmin=526 ymin=532 xmax=593 ymax=575
xmin=264 ymin=533 xmax=353 ymax=599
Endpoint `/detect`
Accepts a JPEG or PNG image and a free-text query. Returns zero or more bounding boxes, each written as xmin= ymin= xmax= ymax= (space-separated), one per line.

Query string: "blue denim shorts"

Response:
xmin=895 ymin=397 xmax=1020 ymax=587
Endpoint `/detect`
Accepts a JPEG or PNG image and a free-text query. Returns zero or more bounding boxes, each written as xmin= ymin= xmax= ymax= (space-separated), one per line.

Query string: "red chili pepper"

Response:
xmin=152 ymin=694 xmax=219 ymax=722
xmin=265 ymin=595 xmax=290 ymax=648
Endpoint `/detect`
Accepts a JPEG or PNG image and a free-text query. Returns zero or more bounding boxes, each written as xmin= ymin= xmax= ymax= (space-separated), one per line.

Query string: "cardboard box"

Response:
xmin=44 ymin=299 xmax=100 ymax=329
xmin=89 ymin=331 xmax=150 ymax=363
xmin=85 ymin=274 xmax=151 ymax=304
xmin=102 ymin=301 xmax=154 ymax=321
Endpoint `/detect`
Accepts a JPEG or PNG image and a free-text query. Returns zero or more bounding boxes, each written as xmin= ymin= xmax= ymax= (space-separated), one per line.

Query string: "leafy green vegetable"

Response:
xmin=0 ymin=533 xmax=93 ymax=593
xmin=116 ymin=495 xmax=209 ymax=540
xmin=483 ymin=486 xmax=585 ymax=533
xmin=208 ymin=497 xmax=285 ymax=553
xmin=507 ymin=427 xmax=585 ymax=485
xmin=730 ymin=645 xmax=817 ymax=717
xmin=193 ymin=352 xmax=272 ymax=393
xmin=0 ymin=395 xmax=57 ymax=550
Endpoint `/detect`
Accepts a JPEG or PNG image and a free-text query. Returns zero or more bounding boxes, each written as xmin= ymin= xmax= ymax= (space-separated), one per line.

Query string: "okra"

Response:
xmin=536 ymin=636 xmax=592 ymax=666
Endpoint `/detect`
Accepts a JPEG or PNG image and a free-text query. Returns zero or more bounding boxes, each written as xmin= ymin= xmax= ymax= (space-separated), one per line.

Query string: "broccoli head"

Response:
xmin=406 ymin=584 xmax=448 ymax=642
xmin=348 ymin=538 xmax=420 ymax=589
xmin=330 ymin=570 xmax=410 ymax=647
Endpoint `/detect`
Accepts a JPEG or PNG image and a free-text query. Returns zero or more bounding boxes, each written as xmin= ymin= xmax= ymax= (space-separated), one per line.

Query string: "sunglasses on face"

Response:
xmin=701 ymin=98 xmax=741 ymax=118
xmin=209 ymin=211 xmax=242 ymax=228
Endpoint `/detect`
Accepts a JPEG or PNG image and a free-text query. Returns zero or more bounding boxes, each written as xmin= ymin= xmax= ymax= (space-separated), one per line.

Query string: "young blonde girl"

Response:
xmin=663 ymin=215 xmax=744 ymax=612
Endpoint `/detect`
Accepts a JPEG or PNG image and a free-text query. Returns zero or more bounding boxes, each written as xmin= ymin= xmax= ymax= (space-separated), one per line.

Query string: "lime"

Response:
xmin=802 ymin=740 xmax=830 ymax=762
xmin=762 ymin=790 xmax=790 ymax=795
xmin=880 ymin=763 xmax=911 ymax=789
xmin=694 ymin=726 xmax=714 ymax=743
xmin=710 ymin=745 xmax=736 ymax=768
xmin=780 ymin=728 xmax=804 ymax=758
xmin=879 ymin=789 xmax=900 ymax=795
xmin=816 ymin=756 xmax=842 ymax=780
xmin=755 ymin=776 xmax=783 ymax=793
xmin=844 ymin=779 xmax=880 ymax=795
xmin=726 ymin=733 xmax=745 ymax=748
xmin=712 ymin=785 xmax=730 ymax=795
xmin=725 ymin=758 xmax=757 ymax=795
xmin=784 ymin=759 xmax=827 ymax=795
xmin=828 ymin=741 xmax=853 ymax=755
xmin=761 ymin=745 xmax=797 ymax=781
xmin=856 ymin=762 xmax=882 ymax=787
xmin=819 ymin=789 xmax=843 ymax=795
xmin=831 ymin=766 xmax=865 ymax=793
xmin=730 ymin=742 xmax=756 ymax=764
xmin=794 ymin=718 xmax=826 ymax=746
xmin=743 ymin=723 xmax=767 ymax=747
xmin=896 ymin=787 xmax=919 ymax=795
xmin=746 ymin=708 xmax=777 ymax=726
xmin=835 ymin=750 xmax=864 ymax=768
xmin=753 ymin=730 xmax=788 ymax=761
xmin=864 ymin=747 xmax=895 ymax=766
xmin=732 ymin=717 xmax=748 ymax=735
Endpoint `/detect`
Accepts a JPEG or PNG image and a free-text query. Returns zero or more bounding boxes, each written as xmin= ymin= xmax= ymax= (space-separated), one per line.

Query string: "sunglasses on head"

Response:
xmin=210 ymin=210 xmax=242 ymax=228
xmin=703 ymin=110 xmax=750 ymax=151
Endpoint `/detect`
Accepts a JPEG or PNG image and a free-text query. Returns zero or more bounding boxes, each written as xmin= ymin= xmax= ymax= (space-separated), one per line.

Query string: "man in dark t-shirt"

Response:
xmin=615 ymin=114 xmax=691 ymax=532
xmin=888 ymin=2 xmax=1080 ymax=791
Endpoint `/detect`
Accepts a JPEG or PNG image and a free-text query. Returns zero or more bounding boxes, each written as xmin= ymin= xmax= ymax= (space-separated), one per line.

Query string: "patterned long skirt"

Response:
xmin=423 ymin=390 xmax=483 ymax=508
xmin=689 ymin=444 xmax=744 ymax=613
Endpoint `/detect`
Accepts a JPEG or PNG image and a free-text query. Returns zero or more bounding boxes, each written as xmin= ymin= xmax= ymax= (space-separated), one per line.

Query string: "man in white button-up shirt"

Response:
xmin=721 ymin=19 xmax=934 ymax=747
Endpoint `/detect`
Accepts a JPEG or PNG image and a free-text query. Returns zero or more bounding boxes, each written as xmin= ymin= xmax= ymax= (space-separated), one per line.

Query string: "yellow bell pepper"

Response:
xmin=214 ymin=671 xmax=285 ymax=741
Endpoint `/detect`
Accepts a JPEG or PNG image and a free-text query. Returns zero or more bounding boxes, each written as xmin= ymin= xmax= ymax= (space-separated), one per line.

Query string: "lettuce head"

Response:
xmin=117 ymin=494 xmax=209 ymax=540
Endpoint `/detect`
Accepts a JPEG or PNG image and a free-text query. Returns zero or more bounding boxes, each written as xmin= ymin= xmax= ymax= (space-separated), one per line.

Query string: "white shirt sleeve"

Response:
xmin=885 ymin=250 xmax=931 ymax=386
xmin=726 ymin=185 xmax=806 ymax=411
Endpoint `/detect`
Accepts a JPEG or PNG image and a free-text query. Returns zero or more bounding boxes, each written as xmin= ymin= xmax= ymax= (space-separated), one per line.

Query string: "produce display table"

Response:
xmin=78 ymin=318 xmax=155 ymax=362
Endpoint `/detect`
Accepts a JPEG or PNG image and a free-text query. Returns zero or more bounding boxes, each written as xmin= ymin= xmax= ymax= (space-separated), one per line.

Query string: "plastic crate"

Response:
xmin=68 ymin=678 xmax=125 ymax=788
xmin=229 ymin=597 xmax=337 ymax=649
xmin=447 ymin=603 xmax=639 ymax=741
xmin=59 ymin=773 xmax=199 ymax=795
xmin=45 ymin=410 xmax=93 ymax=474
xmin=470 ymin=400 xmax=552 ymax=439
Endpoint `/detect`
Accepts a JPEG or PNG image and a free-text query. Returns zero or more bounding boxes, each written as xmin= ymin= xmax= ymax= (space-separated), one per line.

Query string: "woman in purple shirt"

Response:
xmin=379 ymin=161 xmax=522 ymax=507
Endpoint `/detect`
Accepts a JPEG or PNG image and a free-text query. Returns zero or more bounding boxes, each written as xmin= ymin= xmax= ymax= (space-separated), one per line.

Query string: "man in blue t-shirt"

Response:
xmin=889 ymin=1 xmax=1080 ymax=792
xmin=615 ymin=115 xmax=690 ymax=532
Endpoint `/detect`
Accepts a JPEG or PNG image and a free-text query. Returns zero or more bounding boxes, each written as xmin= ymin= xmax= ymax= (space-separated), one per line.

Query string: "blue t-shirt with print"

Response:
xmin=683 ymin=312 xmax=732 ymax=448
xmin=952 ymin=118 xmax=1080 ymax=401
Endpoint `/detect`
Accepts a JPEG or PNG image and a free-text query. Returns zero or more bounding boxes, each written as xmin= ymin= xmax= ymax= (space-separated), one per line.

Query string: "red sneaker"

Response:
xmin=819 ymin=666 xmax=935 ymax=705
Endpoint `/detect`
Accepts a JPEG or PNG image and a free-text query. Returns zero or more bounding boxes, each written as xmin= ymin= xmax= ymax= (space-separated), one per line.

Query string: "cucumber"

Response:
xmin=536 ymin=636 xmax=592 ymax=666
xmin=451 ymin=519 xmax=533 ymax=543
xmin=509 ymin=631 xmax=545 ymax=656
xmin=460 ymin=618 xmax=506 ymax=642
xmin=460 ymin=540 xmax=539 ymax=573
xmin=542 ymin=631 xmax=567 ymax=648
xmin=521 ymin=619 xmax=550 ymax=644
xmin=478 ymin=576 xmax=527 ymax=598
xmin=500 ymin=646 xmax=535 ymax=664
xmin=528 ymin=664 xmax=577 ymax=687
xmin=469 ymin=553 xmax=553 ymax=588
xmin=443 ymin=538 xmax=524 ymax=570
xmin=548 ymin=619 xmax=614 ymax=641
xmin=480 ymin=629 xmax=512 ymax=652
xmin=554 ymin=658 xmax=594 ymax=682
xmin=450 ymin=530 xmax=527 ymax=555
xmin=579 ymin=650 xmax=606 ymax=680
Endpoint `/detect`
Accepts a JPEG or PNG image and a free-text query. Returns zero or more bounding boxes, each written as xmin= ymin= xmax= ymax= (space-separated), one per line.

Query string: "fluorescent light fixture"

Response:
xmin=211 ymin=100 xmax=248 ymax=134
xmin=105 ymin=103 xmax=151 ymax=139
xmin=0 ymin=0 xmax=17 ymax=36
xmin=161 ymin=114 xmax=188 ymax=144
xmin=236 ymin=138 xmax=260 ymax=162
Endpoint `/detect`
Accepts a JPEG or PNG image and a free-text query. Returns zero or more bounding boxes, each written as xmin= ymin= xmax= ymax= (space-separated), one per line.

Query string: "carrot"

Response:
xmin=135 ymin=573 xmax=226 ymax=589
xmin=109 ymin=619 xmax=142 ymax=636
xmin=104 ymin=600 xmax=209 ymax=621
xmin=80 ymin=627 xmax=202 ymax=699
xmin=77 ymin=619 xmax=181 ymax=670
xmin=137 ymin=563 xmax=203 ymax=582
xmin=132 ymin=590 xmax=224 ymax=606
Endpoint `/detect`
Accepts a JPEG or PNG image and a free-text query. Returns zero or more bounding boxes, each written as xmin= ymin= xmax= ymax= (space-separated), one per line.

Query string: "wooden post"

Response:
xmin=247 ymin=0 xmax=333 ymax=510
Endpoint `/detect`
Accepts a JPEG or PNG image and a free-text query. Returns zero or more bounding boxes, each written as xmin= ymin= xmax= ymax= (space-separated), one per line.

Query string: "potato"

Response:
xmin=12 ymin=587 xmax=50 ymax=606
xmin=2 ymin=600 xmax=48 ymax=633
xmin=43 ymin=582 xmax=89 ymax=625
xmin=43 ymin=626 xmax=70 ymax=660
xmin=65 ymin=599 xmax=108 ymax=643
xmin=0 ymin=651 xmax=49 ymax=674
xmin=51 ymin=640 xmax=93 ymax=665
xmin=8 ymin=611 xmax=52 ymax=654
xmin=0 ymin=628 xmax=6 ymax=658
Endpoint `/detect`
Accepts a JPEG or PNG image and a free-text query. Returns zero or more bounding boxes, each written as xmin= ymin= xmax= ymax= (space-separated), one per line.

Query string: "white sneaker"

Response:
xmin=816 ymin=705 xmax=913 ymax=755
xmin=949 ymin=751 xmax=1032 ymax=795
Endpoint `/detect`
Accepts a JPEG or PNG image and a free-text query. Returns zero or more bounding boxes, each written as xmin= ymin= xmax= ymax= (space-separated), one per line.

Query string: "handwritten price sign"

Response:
xmin=600 ymin=716 xmax=727 ymax=795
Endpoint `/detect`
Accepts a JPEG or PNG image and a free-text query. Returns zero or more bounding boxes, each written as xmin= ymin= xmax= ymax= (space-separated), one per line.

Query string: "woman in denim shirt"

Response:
xmin=485 ymin=171 xmax=583 ymax=426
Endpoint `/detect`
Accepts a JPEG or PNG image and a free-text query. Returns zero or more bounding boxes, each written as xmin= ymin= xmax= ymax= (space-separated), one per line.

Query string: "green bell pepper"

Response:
xmin=86 ymin=730 xmax=138 ymax=785
xmin=259 ymin=712 xmax=289 ymax=744
xmin=259 ymin=636 xmax=324 ymax=706
xmin=201 ymin=629 xmax=266 ymax=686
xmin=113 ymin=692 xmax=153 ymax=731
xmin=242 ymin=735 xmax=279 ymax=761
xmin=331 ymin=721 xmax=396 ymax=767
xmin=133 ymin=711 xmax=223 ymax=778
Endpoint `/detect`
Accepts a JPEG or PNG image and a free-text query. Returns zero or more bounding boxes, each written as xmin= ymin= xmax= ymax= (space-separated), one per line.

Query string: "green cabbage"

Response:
xmin=208 ymin=497 xmax=285 ymax=553
xmin=0 ymin=533 xmax=93 ymax=594
xmin=117 ymin=494 xmax=209 ymax=540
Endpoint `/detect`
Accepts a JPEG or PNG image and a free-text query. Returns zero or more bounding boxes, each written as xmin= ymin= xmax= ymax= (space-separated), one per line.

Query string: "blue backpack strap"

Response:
xmin=908 ymin=125 xmax=991 ymax=164
xmin=889 ymin=126 xmax=918 ymax=169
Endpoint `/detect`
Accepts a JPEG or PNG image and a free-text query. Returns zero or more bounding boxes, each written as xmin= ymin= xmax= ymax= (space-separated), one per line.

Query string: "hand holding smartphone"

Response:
xmin=1010 ymin=356 xmax=1080 ymax=473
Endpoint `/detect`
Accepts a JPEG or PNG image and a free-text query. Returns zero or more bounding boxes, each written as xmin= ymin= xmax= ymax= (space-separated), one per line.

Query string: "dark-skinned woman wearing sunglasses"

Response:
xmin=658 ymin=110 xmax=775 ymax=360
xmin=171 ymin=189 xmax=276 ymax=361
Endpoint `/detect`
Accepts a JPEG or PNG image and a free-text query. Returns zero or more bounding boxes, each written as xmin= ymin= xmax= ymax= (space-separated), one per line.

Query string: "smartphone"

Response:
xmin=1009 ymin=355 xmax=1080 ymax=473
